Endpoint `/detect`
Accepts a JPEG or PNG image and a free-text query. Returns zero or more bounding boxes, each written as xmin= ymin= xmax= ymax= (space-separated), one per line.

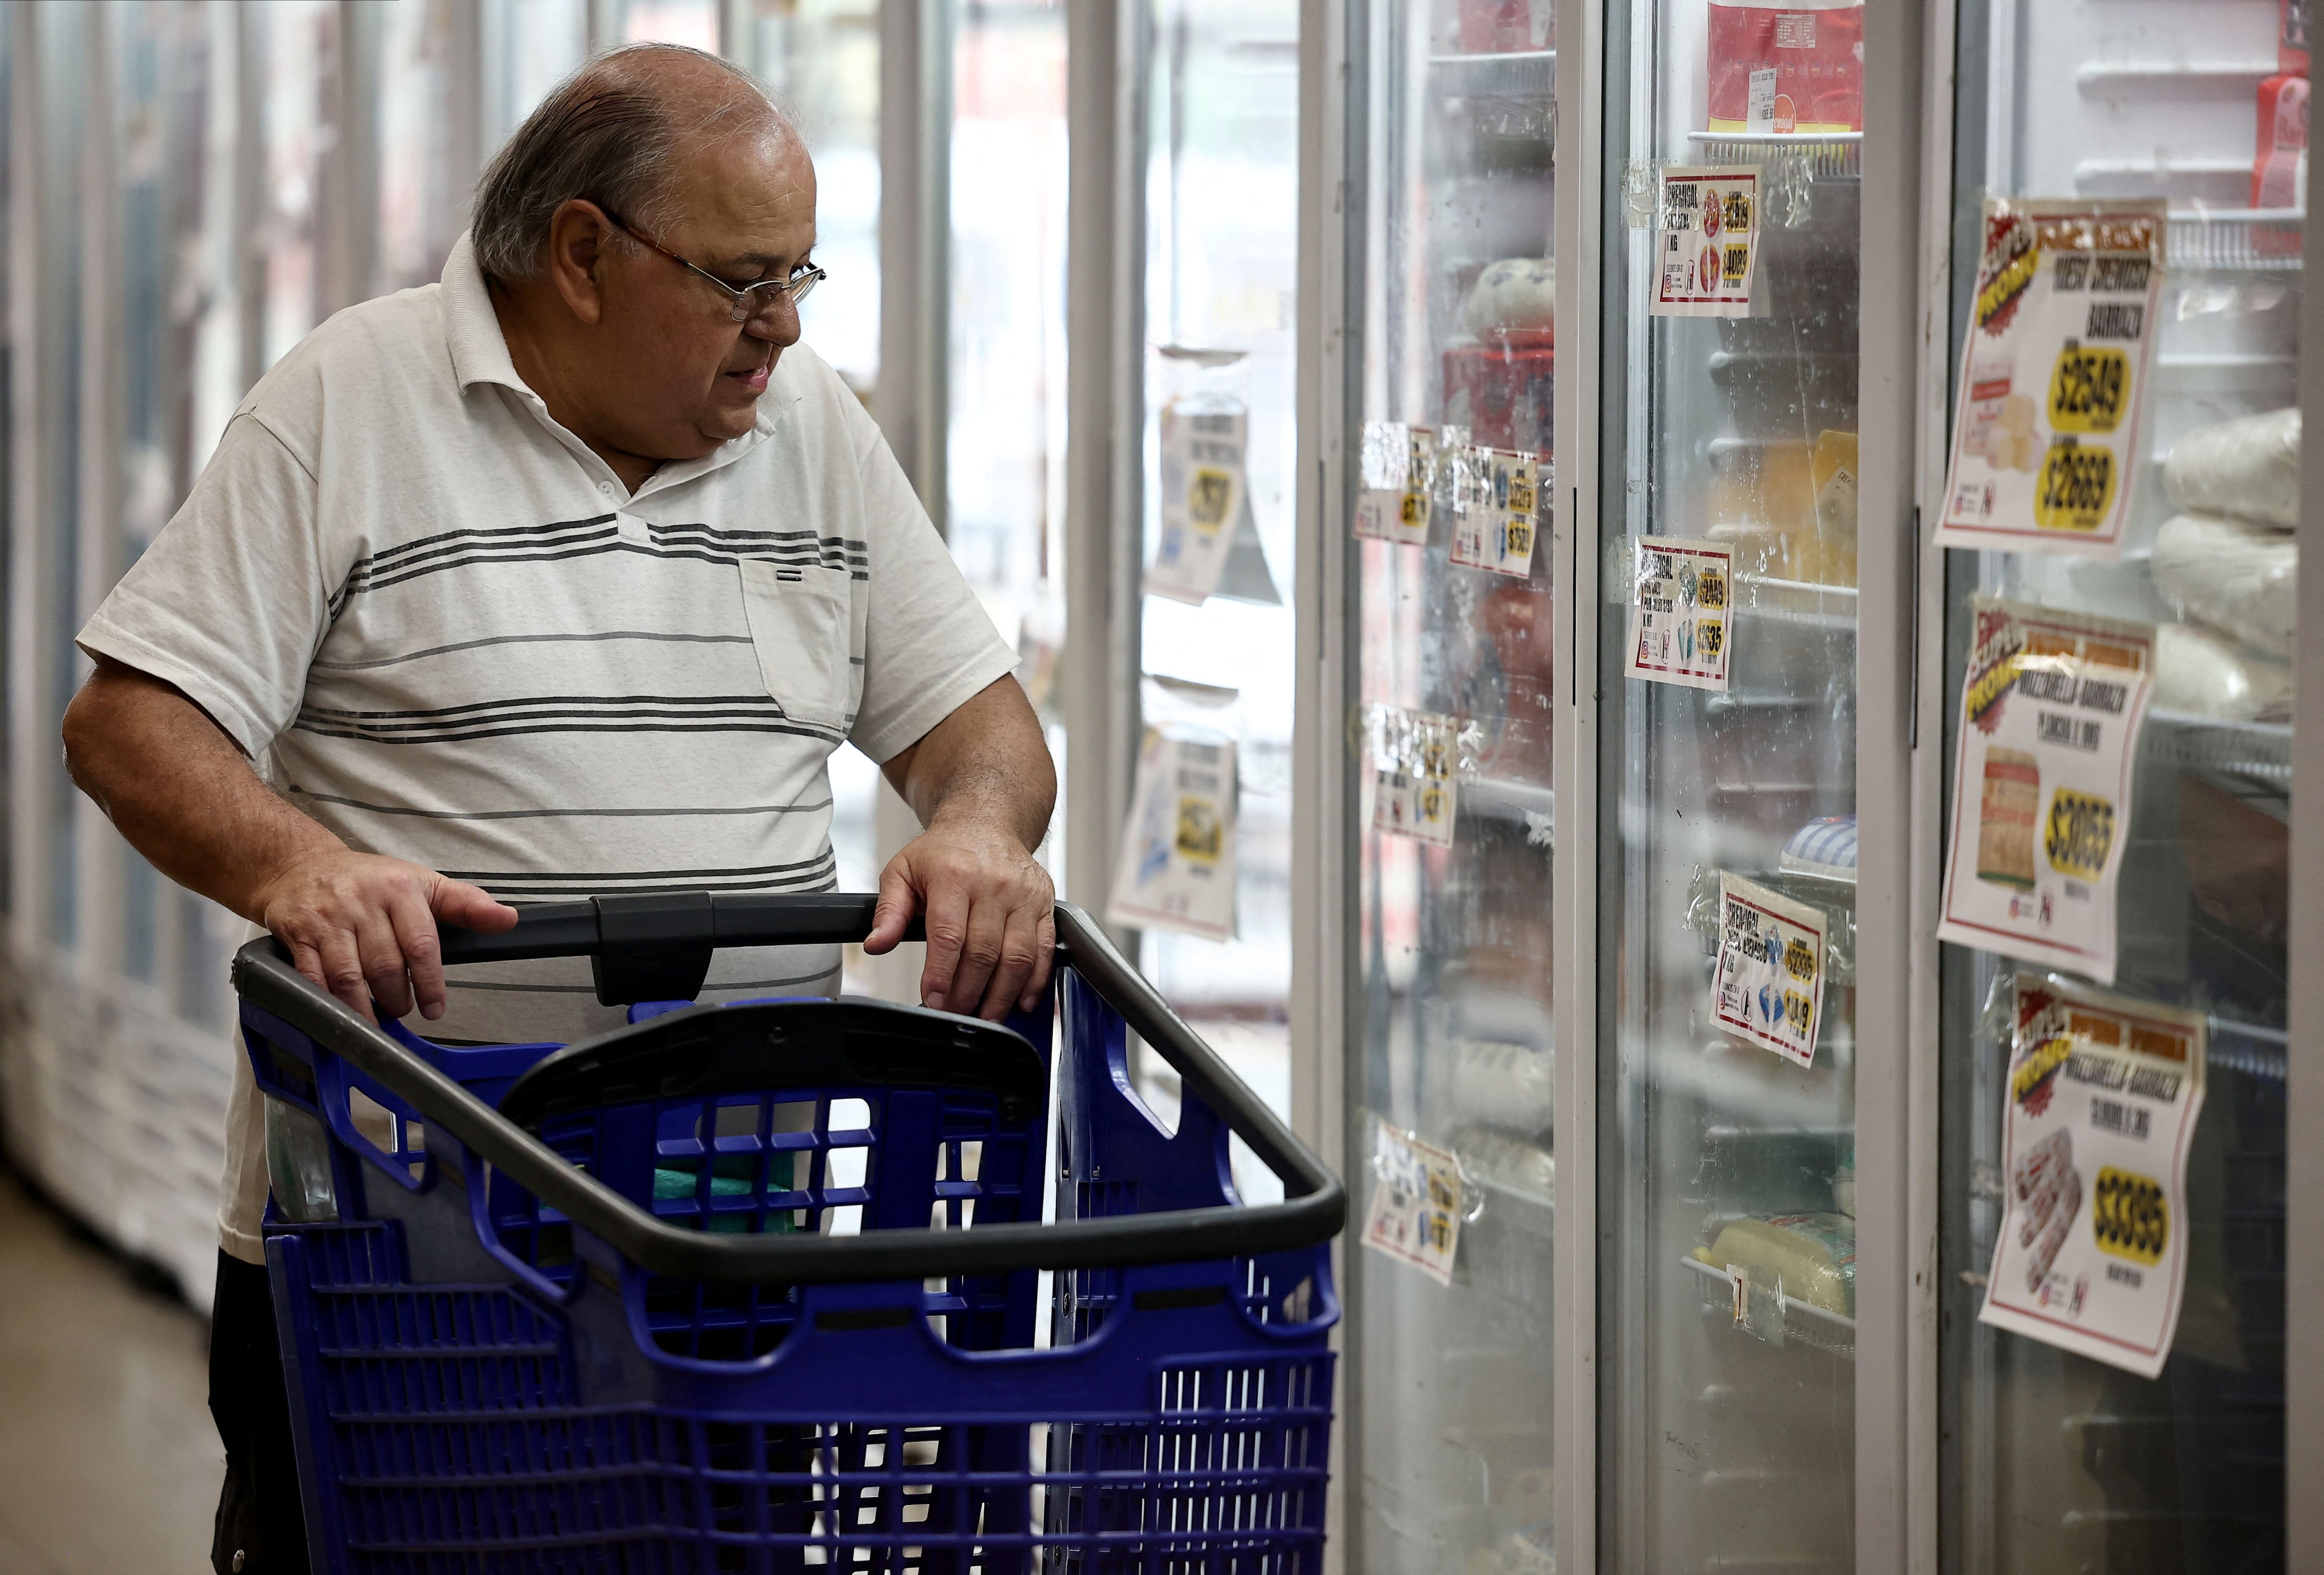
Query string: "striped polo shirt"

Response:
xmin=79 ymin=232 xmax=1016 ymax=1257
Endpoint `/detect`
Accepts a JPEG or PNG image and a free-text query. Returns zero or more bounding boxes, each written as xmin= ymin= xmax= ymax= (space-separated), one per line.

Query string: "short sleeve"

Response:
xmin=845 ymin=412 xmax=1020 ymax=763
xmin=76 ymin=412 xmax=337 ymax=756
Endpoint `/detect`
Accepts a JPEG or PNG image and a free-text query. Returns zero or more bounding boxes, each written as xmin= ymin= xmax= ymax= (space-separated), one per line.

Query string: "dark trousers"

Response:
xmin=209 ymin=1250 xmax=312 ymax=1574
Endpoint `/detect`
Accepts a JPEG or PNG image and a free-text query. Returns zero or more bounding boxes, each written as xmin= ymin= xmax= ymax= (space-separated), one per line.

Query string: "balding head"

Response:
xmin=471 ymin=43 xmax=800 ymax=283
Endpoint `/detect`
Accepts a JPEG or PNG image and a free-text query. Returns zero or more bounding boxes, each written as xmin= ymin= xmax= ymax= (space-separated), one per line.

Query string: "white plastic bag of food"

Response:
xmin=2150 ymin=512 xmax=2299 ymax=659
xmin=2161 ymin=407 xmax=2301 ymax=531
xmin=2152 ymin=620 xmax=2295 ymax=721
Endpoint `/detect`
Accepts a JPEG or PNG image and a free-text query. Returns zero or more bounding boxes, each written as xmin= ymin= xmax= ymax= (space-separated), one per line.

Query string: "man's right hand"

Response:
xmin=249 ymin=850 xmax=519 ymax=1025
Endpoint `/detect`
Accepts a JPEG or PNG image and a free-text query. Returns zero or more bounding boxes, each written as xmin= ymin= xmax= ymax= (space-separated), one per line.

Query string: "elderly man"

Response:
xmin=60 ymin=44 xmax=1054 ymax=1573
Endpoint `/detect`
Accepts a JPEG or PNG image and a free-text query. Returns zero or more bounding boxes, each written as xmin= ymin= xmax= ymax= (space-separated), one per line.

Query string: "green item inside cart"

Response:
xmin=653 ymin=1151 xmax=796 ymax=1233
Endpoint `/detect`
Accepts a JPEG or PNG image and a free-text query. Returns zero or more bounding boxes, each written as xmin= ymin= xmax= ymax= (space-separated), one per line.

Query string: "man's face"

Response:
xmin=591 ymin=129 xmax=817 ymax=461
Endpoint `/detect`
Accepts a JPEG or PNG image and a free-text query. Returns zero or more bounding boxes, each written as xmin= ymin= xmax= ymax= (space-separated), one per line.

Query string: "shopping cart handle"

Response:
xmin=435 ymin=892 xmax=927 ymax=1005
xmin=234 ymin=900 xmax=1346 ymax=1281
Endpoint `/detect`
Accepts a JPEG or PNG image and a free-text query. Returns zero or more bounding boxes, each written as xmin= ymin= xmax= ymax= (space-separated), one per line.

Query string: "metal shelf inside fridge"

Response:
xmin=1681 ymin=1254 xmax=1858 ymax=1358
xmin=2166 ymin=207 xmax=2306 ymax=272
xmin=2142 ymin=708 xmax=2293 ymax=809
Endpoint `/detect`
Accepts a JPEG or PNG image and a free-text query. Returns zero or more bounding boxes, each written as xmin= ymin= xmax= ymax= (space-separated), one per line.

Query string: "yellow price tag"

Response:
xmin=1174 ymin=797 xmax=1222 ymax=862
xmin=2092 ymin=1165 xmax=2167 ymax=1266
xmin=2044 ymin=788 xmax=2116 ymax=879
xmin=2047 ymin=343 xmax=2130 ymax=434
xmin=2034 ymin=441 xmax=2116 ymax=534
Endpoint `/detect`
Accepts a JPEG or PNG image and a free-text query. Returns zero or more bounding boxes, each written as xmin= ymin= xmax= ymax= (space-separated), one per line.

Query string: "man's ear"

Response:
xmin=542 ymin=199 xmax=614 ymax=327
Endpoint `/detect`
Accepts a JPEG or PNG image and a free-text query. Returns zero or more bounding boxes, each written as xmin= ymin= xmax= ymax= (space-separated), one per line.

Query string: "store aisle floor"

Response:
xmin=0 ymin=1169 xmax=218 ymax=1574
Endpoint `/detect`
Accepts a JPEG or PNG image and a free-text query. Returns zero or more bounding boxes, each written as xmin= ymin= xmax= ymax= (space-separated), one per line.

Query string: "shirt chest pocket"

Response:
xmin=737 ymin=559 xmax=854 ymax=731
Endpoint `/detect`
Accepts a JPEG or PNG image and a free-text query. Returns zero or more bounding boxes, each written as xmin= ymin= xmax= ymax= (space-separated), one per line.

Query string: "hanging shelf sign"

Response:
xmin=1936 ymin=597 xmax=2155 ymax=984
xmin=1935 ymin=199 xmax=2167 ymax=557
xmin=1979 ymin=972 xmax=2206 ymax=1379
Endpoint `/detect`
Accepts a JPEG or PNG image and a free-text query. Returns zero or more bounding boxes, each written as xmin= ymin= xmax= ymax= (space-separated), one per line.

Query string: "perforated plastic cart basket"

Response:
xmin=233 ymin=895 xmax=1344 ymax=1575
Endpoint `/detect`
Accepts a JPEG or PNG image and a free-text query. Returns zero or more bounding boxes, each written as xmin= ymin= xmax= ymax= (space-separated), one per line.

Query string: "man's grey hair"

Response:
xmin=471 ymin=43 xmax=786 ymax=282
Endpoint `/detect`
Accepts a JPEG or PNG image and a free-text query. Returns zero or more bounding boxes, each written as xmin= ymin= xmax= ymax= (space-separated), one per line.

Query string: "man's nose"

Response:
xmin=745 ymin=300 xmax=802 ymax=348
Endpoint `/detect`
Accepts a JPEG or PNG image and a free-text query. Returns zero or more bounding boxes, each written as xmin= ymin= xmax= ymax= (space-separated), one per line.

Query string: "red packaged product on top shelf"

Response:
xmin=1458 ymin=0 xmax=1553 ymax=53
xmin=1706 ymin=0 xmax=1865 ymax=134
xmin=2283 ymin=0 xmax=2309 ymax=77
xmin=1444 ymin=342 xmax=1555 ymax=457
xmin=2253 ymin=73 xmax=2309 ymax=207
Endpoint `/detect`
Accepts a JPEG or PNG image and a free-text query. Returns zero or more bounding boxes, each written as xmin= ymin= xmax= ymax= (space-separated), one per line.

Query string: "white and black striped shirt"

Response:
xmin=80 ymin=233 xmax=1015 ymax=1257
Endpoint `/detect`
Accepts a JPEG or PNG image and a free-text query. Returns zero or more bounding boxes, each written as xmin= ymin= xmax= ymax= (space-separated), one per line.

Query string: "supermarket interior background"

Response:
xmin=0 ymin=0 xmax=2318 ymax=1571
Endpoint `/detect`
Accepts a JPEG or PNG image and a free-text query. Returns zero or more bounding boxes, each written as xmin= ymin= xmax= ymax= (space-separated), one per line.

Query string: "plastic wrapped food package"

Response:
xmin=1704 ymin=0 xmax=1864 ymax=133
xmin=1692 ymin=1212 xmax=1857 ymax=1317
xmin=2153 ymin=620 xmax=2295 ymax=721
xmin=2161 ymin=408 xmax=2300 ymax=531
xmin=2150 ymin=512 xmax=2299 ymax=659
xmin=1463 ymin=258 xmax=1556 ymax=342
xmin=1701 ymin=429 xmax=1859 ymax=585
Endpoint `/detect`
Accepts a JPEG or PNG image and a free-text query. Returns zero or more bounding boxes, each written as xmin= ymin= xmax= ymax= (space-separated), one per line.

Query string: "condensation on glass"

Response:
xmin=1348 ymin=1 xmax=1558 ymax=1570
xmin=1939 ymin=0 xmax=2295 ymax=1567
xmin=1597 ymin=0 xmax=1862 ymax=1570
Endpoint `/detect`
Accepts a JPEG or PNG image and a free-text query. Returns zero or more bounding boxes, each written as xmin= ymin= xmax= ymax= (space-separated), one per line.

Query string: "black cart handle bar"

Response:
xmin=231 ymin=898 xmax=1345 ymax=1284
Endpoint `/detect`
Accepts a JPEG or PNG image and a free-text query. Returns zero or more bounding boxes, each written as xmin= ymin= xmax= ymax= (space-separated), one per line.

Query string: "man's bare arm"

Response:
xmin=863 ymin=675 xmax=1058 ymax=1019
xmin=62 ymin=657 xmax=515 ymax=1020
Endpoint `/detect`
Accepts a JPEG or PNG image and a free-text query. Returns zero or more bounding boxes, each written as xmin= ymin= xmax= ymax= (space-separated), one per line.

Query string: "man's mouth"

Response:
xmin=724 ymin=357 xmax=773 ymax=393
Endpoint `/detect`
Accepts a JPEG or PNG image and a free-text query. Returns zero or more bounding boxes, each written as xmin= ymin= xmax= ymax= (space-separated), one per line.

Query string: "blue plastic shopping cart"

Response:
xmin=232 ymin=893 xmax=1344 ymax=1574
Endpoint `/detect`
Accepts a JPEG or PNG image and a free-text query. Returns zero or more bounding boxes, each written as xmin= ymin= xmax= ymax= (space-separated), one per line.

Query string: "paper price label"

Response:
xmin=1148 ymin=401 xmax=1248 ymax=604
xmin=1624 ymin=536 xmax=1732 ymax=691
xmin=1371 ymin=706 xmax=1460 ymax=849
xmin=1106 ymin=729 xmax=1237 ymax=940
xmin=1353 ymin=421 xmax=1438 ymax=547
xmin=1711 ymin=872 xmax=1829 ymax=1068
xmin=1652 ymin=165 xmax=1761 ymax=318
xmin=1937 ymin=597 xmax=2154 ymax=983
xmin=1361 ymin=1118 xmax=1463 ymax=1287
xmin=1979 ymin=973 xmax=2205 ymax=1378
xmin=1936 ymin=199 xmax=2166 ymax=557
xmin=1450 ymin=447 xmax=1545 ymax=578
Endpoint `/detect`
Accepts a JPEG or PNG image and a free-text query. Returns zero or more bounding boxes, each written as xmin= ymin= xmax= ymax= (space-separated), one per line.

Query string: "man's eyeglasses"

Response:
xmin=594 ymin=203 xmax=824 ymax=325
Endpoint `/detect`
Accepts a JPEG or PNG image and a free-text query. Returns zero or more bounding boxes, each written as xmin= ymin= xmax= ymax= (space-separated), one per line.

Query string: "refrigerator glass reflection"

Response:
xmin=1346 ymin=1 xmax=1558 ymax=1570
xmin=1595 ymin=0 xmax=1863 ymax=1569
xmin=1939 ymin=0 xmax=2297 ymax=1566
xmin=1135 ymin=0 xmax=1301 ymax=1136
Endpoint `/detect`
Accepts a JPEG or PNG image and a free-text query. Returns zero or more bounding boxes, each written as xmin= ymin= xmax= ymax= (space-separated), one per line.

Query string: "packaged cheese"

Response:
xmin=2161 ymin=408 xmax=2301 ymax=530
xmin=2150 ymin=512 xmax=2299 ymax=659
xmin=1693 ymin=1212 xmax=1857 ymax=1317
xmin=2153 ymin=620 xmax=2295 ymax=721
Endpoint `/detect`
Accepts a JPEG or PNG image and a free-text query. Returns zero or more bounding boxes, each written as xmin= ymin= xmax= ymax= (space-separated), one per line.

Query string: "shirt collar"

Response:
xmin=439 ymin=230 xmax=802 ymax=500
xmin=441 ymin=232 xmax=530 ymax=395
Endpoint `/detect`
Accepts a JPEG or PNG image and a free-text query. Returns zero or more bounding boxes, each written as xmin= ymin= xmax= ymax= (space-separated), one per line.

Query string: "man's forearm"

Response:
xmin=884 ymin=676 xmax=1056 ymax=850
xmin=63 ymin=659 xmax=344 ymax=923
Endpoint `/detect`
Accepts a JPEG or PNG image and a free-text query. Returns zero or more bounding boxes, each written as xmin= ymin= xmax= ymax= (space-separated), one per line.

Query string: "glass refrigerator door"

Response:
xmin=1939 ymin=1 xmax=2297 ymax=1566
xmin=1345 ymin=1 xmax=1558 ymax=1571
xmin=1594 ymin=0 xmax=1863 ymax=1569
xmin=1132 ymin=0 xmax=1301 ymax=1138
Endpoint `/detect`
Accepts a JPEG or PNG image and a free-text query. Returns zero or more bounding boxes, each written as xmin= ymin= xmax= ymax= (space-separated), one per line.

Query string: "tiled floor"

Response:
xmin=0 ymin=1170 xmax=219 ymax=1574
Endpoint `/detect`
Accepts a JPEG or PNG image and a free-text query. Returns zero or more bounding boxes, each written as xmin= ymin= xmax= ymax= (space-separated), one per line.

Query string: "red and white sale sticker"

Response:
xmin=1624 ymin=536 xmax=1733 ymax=691
xmin=1652 ymin=165 xmax=1761 ymax=318
xmin=1711 ymin=872 xmax=1829 ymax=1069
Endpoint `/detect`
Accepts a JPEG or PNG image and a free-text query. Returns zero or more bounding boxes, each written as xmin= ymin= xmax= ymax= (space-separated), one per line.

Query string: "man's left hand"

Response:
xmin=865 ymin=815 xmax=1055 ymax=1020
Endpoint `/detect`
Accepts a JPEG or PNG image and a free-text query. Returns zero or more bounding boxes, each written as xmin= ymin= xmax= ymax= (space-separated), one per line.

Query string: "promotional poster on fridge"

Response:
xmin=1937 ymin=597 xmax=2155 ymax=984
xmin=1979 ymin=973 xmax=2206 ymax=1379
xmin=1936 ymin=198 xmax=2167 ymax=556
